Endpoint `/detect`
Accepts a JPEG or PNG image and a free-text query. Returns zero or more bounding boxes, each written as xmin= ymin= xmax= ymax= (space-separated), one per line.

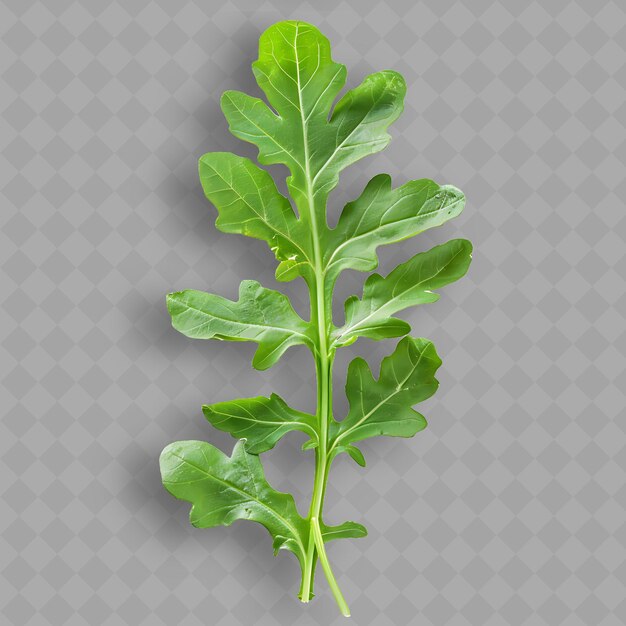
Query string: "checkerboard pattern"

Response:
xmin=2 ymin=1 xmax=625 ymax=624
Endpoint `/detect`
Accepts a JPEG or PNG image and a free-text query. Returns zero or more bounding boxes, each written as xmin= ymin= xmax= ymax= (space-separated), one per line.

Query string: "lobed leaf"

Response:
xmin=198 ymin=152 xmax=312 ymax=280
xmin=329 ymin=337 xmax=442 ymax=458
xmin=215 ymin=21 xmax=466 ymax=291
xmin=222 ymin=22 xmax=345 ymax=181
xmin=323 ymin=174 xmax=466 ymax=282
xmin=167 ymin=280 xmax=314 ymax=370
xmin=203 ymin=393 xmax=317 ymax=454
xmin=223 ymin=21 xmax=406 ymax=218
xmin=320 ymin=70 xmax=405 ymax=196
xmin=160 ymin=439 xmax=308 ymax=566
xmin=333 ymin=239 xmax=473 ymax=347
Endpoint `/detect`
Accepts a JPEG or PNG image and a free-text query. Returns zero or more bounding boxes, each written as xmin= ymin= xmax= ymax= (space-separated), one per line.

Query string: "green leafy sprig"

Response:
xmin=160 ymin=20 xmax=472 ymax=616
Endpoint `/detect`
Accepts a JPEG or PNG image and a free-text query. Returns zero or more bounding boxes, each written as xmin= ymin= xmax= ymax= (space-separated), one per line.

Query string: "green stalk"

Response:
xmin=294 ymin=51 xmax=348 ymax=610
xmin=299 ymin=277 xmax=345 ymax=611
xmin=312 ymin=516 xmax=350 ymax=617
xmin=296 ymin=203 xmax=346 ymax=612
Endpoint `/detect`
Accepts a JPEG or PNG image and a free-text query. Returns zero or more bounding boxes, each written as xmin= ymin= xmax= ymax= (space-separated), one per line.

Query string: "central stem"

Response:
xmin=297 ymin=207 xmax=347 ymax=615
xmin=294 ymin=42 xmax=347 ymax=611
xmin=298 ymin=264 xmax=338 ymax=602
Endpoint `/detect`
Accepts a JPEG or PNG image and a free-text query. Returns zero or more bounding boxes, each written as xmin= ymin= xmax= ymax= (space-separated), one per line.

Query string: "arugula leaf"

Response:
xmin=333 ymin=239 xmax=473 ymax=347
xmin=329 ymin=337 xmax=441 ymax=456
xmin=222 ymin=22 xmax=405 ymax=224
xmin=167 ymin=280 xmax=313 ymax=370
xmin=324 ymin=175 xmax=465 ymax=282
xmin=162 ymin=20 xmax=472 ymax=616
xmin=160 ymin=439 xmax=308 ymax=563
xmin=322 ymin=520 xmax=367 ymax=542
xmin=198 ymin=152 xmax=311 ymax=280
xmin=202 ymin=393 xmax=317 ymax=454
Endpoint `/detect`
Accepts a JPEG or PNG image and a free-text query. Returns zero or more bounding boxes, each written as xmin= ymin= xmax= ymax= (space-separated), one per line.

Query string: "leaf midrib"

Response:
xmin=324 ymin=193 xmax=464 ymax=275
xmin=172 ymin=296 xmax=312 ymax=344
xmin=330 ymin=344 xmax=428 ymax=451
xmin=208 ymin=407 xmax=317 ymax=438
xmin=334 ymin=246 xmax=466 ymax=343
xmin=202 ymin=160 xmax=311 ymax=265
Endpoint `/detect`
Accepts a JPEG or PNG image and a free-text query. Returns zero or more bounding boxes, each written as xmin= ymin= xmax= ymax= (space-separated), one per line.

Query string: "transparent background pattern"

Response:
xmin=1 ymin=1 xmax=625 ymax=624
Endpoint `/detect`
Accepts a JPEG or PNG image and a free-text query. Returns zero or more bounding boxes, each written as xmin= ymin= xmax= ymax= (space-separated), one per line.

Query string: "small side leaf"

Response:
xmin=167 ymin=281 xmax=313 ymax=370
xmin=203 ymin=393 xmax=317 ymax=454
xmin=322 ymin=520 xmax=368 ymax=542
xmin=333 ymin=239 xmax=473 ymax=347
xmin=330 ymin=337 xmax=441 ymax=451
xmin=330 ymin=444 xmax=366 ymax=467
xmin=160 ymin=439 xmax=308 ymax=567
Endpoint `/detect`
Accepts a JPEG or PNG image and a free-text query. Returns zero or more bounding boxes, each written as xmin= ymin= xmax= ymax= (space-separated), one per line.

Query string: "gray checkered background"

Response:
xmin=2 ymin=1 xmax=625 ymax=624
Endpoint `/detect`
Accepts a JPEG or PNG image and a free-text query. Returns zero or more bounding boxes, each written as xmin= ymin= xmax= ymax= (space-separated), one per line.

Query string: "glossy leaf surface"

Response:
xmin=198 ymin=152 xmax=311 ymax=279
xmin=203 ymin=393 xmax=317 ymax=454
xmin=167 ymin=280 xmax=313 ymax=370
xmin=333 ymin=239 xmax=473 ymax=347
xmin=222 ymin=21 xmax=405 ymax=213
xmin=324 ymin=175 xmax=465 ymax=283
xmin=160 ymin=440 xmax=308 ymax=565
xmin=330 ymin=337 xmax=442 ymax=454
xmin=321 ymin=520 xmax=367 ymax=542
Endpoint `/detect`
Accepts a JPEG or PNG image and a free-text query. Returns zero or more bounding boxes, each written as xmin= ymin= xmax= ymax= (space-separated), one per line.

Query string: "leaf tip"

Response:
xmin=165 ymin=290 xmax=188 ymax=318
xmin=381 ymin=69 xmax=407 ymax=94
xmin=345 ymin=445 xmax=366 ymax=467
